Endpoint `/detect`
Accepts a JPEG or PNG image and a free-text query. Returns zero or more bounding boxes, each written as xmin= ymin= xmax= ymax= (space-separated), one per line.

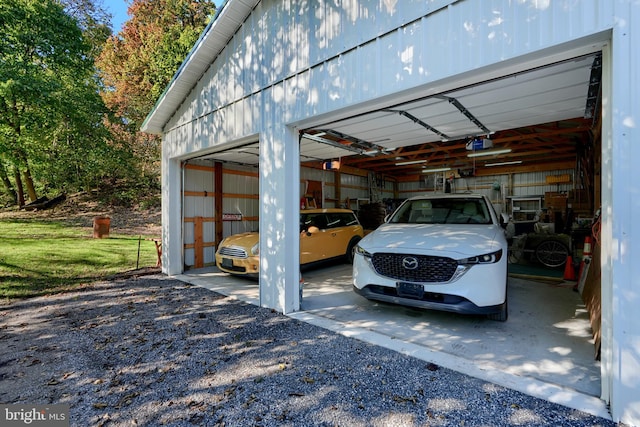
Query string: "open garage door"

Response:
xmin=299 ymin=52 xmax=601 ymax=181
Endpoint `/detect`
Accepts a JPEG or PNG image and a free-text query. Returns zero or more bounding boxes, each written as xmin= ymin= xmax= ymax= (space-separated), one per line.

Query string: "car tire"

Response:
xmin=345 ymin=237 xmax=361 ymax=264
xmin=487 ymin=283 xmax=508 ymax=322
xmin=487 ymin=298 xmax=508 ymax=322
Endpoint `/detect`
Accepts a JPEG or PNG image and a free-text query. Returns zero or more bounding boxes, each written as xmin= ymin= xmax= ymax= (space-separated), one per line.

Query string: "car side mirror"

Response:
xmin=304 ymin=225 xmax=320 ymax=236
xmin=500 ymin=213 xmax=509 ymax=229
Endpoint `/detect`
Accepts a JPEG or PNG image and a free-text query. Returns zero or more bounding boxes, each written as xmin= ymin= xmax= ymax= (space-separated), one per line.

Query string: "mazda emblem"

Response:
xmin=402 ymin=257 xmax=419 ymax=270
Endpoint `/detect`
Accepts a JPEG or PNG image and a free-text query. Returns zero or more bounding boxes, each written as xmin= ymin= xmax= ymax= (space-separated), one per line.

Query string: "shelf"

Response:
xmin=511 ymin=197 xmax=541 ymax=221
xmin=345 ymin=197 xmax=370 ymax=212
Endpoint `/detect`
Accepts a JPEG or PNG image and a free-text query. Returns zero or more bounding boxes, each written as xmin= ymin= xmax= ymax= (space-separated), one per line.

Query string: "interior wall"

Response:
xmin=187 ymin=162 xmax=590 ymax=247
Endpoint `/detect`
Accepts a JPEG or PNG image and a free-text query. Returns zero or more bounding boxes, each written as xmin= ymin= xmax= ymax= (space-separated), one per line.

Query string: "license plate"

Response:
xmin=397 ymin=282 xmax=424 ymax=299
xmin=221 ymin=258 xmax=233 ymax=268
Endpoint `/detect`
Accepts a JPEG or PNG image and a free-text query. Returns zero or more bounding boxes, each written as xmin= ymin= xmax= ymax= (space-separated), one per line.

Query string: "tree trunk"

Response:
xmin=14 ymin=167 xmax=25 ymax=207
xmin=22 ymin=166 xmax=37 ymax=202
xmin=0 ymin=163 xmax=17 ymax=205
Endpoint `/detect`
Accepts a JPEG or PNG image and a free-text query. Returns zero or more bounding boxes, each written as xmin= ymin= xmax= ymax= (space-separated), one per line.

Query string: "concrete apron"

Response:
xmin=176 ymin=264 xmax=610 ymax=420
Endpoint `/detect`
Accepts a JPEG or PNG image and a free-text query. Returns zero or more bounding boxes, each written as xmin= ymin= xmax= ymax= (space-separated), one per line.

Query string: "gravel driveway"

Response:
xmin=0 ymin=275 xmax=618 ymax=426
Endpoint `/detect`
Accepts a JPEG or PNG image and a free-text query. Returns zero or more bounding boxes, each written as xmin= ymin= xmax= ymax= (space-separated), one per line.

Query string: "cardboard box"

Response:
xmin=544 ymin=192 xmax=567 ymax=211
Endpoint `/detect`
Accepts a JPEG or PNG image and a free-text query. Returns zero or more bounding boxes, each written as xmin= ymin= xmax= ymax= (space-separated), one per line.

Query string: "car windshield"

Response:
xmin=389 ymin=198 xmax=492 ymax=224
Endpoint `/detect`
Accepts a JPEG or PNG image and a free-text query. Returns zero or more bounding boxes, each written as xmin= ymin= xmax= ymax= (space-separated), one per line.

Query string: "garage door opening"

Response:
xmin=176 ymin=49 xmax=605 ymax=417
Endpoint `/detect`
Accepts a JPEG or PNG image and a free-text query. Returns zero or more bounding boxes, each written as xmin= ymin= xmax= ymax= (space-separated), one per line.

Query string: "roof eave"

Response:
xmin=141 ymin=0 xmax=259 ymax=134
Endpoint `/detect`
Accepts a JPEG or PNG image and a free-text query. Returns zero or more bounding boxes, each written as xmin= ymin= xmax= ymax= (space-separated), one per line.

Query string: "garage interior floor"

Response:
xmin=176 ymin=263 xmax=609 ymax=419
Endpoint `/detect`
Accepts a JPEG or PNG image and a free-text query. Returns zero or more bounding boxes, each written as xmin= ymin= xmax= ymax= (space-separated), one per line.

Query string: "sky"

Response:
xmin=105 ymin=0 xmax=129 ymax=33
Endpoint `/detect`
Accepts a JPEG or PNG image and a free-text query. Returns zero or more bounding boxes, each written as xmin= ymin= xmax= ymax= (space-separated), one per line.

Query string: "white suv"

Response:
xmin=353 ymin=194 xmax=509 ymax=321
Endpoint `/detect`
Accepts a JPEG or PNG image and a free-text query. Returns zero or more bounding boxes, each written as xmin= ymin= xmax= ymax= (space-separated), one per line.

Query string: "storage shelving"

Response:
xmin=510 ymin=196 xmax=542 ymax=221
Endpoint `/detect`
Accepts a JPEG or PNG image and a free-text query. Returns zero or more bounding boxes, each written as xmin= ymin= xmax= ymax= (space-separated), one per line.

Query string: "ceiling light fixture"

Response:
xmin=422 ymin=167 xmax=451 ymax=173
xmin=395 ymin=159 xmax=427 ymax=166
xmin=467 ymin=148 xmax=512 ymax=158
xmin=485 ymin=160 xmax=523 ymax=167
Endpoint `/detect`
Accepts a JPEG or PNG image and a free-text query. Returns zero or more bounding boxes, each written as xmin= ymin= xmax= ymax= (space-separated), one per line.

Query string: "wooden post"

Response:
xmin=215 ymin=162 xmax=223 ymax=247
xmin=194 ymin=216 xmax=204 ymax=268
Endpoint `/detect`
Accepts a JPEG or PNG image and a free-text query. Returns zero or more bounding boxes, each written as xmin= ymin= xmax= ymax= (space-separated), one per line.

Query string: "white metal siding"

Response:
xmin=165 ymin=0 xmax=614 ymax=155
xmin=222 ymin=166 xmax=259 ymax=235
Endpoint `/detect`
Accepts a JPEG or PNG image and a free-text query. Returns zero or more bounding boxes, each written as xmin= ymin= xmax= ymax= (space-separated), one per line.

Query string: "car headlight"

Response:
xmin=458 ymin=249 xmax=503 ymax=265
xmin=251 ymin=242 xmax=260 ymax=256
xmin=355 ymin=245 xmax=371 ymax=258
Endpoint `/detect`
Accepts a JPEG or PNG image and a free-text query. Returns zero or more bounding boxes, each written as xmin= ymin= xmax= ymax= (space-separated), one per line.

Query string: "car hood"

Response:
xmin=359 ymin=223 xmax=506 ymax=258
xmin=221 ymin=232 xmax=258 ymax=248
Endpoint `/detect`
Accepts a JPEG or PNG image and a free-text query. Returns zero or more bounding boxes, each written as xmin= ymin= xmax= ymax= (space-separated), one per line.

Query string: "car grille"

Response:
xmin=371 ymin=253 xmax=458 ymax=282
xmin=218 ymin=246 xmax=248 ymax=258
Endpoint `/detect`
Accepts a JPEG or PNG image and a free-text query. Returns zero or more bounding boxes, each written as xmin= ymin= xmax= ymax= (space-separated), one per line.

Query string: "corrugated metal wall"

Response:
xmin=164 ymin=0 xmax=612 ymax=148
xmin=168 ymin=0 xmax=609 ymax=260
xmin=396 ymin=168 xmax=576 ymax=217
xmin=182 ymin=163 xmax=377 ymax=267
xmin=183 ymin=162 xmax=216 ymax=267
xmin=221 ymin=165 xmax=260 ymax=235
xmin=183 ymin=161 xmax=578 ymax=251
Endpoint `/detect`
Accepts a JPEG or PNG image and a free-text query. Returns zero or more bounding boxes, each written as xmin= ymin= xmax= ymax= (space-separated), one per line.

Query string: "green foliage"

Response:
xmin=0 ymin=0 xmax=131 ymax=203
xmin=62 ymin=0 xmax=113 ymax=57
xmin=0 ymin=0 xmax=215 ymax=209
xmin=0 ymin=0 xmax=89 ymax=152
xmin=0 ymin=219 xmax=159 ymax=299
xmin=97 ymin=0 xmax=215 ymax=128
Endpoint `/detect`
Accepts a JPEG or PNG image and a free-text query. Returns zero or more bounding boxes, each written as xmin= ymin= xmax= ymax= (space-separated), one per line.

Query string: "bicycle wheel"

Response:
xmin=535 ymin=239 xmax=569 ymax=268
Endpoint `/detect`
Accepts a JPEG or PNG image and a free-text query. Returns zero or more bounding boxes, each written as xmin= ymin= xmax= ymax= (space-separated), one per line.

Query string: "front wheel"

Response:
xmin=487 ymin=282 xmax=508 ymax=322
xmin=535 ymin=239 xmax=569 ymax=268
xmin=345 ymin=237 xmax=361 ymax=264
xmin=487 ymin=299 xmax=508 ymax=322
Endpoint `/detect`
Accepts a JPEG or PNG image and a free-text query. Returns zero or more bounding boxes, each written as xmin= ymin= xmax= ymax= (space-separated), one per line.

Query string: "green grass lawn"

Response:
xmin=0 ymin=218 xmax=160 ymax=299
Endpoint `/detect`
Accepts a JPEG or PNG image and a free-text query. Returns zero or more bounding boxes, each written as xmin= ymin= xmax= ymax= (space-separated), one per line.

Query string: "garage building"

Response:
xmin=141 ymin=1 xmax=639 ymax=424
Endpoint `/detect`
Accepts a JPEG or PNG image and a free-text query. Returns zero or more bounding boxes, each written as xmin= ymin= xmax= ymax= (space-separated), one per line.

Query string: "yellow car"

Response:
xmin=215 ymin=208 xmax=364 ymax=278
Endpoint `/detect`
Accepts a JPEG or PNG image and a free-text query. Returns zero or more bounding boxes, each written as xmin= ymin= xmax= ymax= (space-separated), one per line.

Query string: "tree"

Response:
xmin=97 ymin=0 xmax=215 ymax=127
xmin=0 ymin=0 xmax=215 ymax=208
xmin=95 ymin=0 xmax=215 ymax=199
xmin=61 ymin=0 xmax=113 ymax=58
xmin=0 ymin=0 xmax=108 ymax=205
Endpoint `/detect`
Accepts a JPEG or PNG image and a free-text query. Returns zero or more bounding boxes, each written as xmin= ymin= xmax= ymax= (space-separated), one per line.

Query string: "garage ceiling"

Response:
xmin=201 ymin=52 xmax=601 ymax=179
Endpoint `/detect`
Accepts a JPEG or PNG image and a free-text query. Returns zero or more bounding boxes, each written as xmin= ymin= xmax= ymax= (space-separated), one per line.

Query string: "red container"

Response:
xmin=93 ymin=216 xmax=111 ymax=238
